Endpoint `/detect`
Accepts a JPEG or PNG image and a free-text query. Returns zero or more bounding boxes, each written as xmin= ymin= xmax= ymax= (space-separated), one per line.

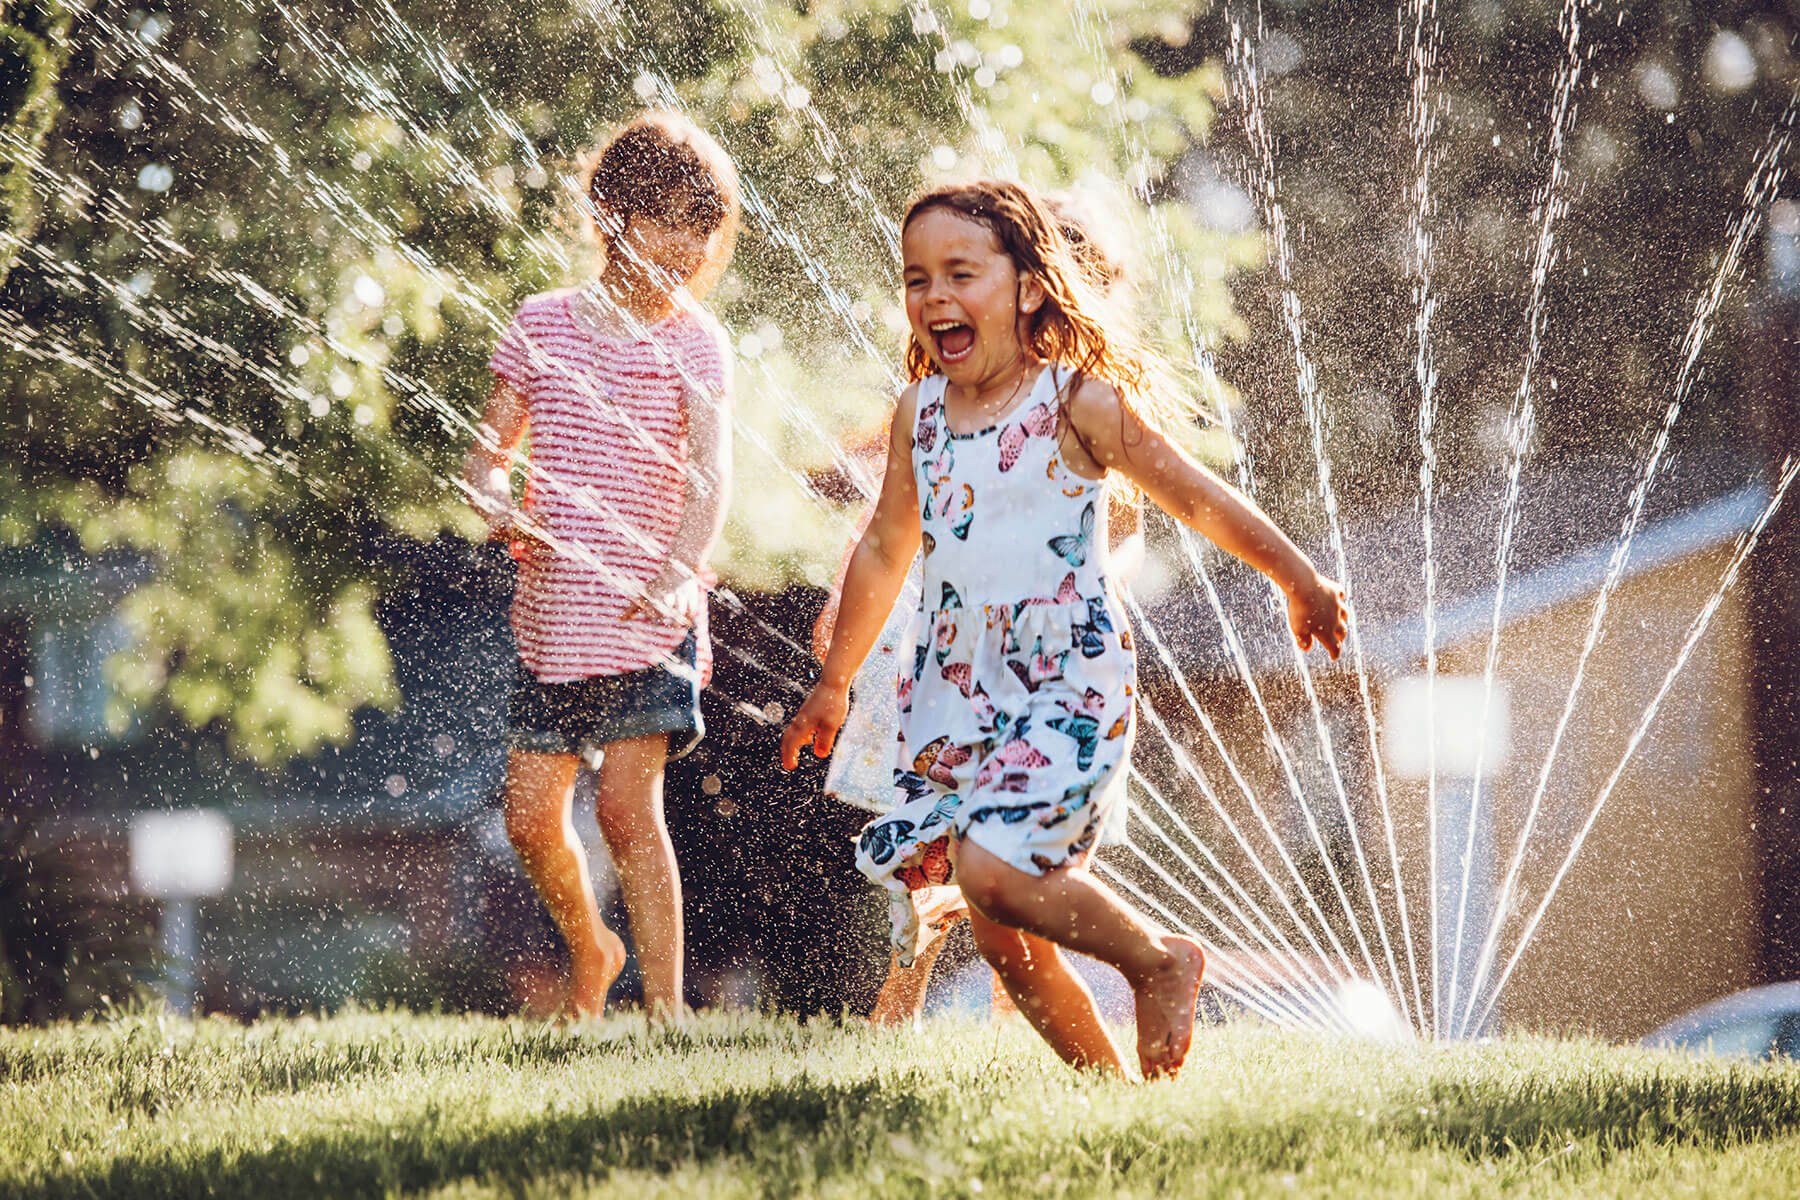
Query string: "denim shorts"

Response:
xmin=506 ymin=632 xmax=704 ymax=762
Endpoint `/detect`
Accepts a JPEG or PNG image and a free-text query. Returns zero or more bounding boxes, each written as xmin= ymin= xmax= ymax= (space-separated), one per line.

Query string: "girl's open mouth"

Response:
xmin=929 ymin=320 xmax=976 ymax=363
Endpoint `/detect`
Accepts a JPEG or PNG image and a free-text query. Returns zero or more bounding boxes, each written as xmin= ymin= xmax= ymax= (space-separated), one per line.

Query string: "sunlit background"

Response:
xmin=5 ymin=0 xmax=1800 ymax=1046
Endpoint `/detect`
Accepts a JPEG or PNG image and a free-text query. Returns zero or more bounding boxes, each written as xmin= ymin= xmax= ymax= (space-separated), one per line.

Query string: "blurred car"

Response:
xmin=1642 ymin=982 xmax=1800 ymax=1060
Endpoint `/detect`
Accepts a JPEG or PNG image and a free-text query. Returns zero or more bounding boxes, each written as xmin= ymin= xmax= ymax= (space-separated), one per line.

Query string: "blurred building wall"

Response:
xmin=1134 ymin=539 xmax=1760 ymax=1041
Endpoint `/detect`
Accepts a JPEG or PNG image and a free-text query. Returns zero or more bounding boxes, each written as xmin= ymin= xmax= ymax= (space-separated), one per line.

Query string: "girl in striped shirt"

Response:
xmin=464 ymin=112 xmax=739 ymax=1018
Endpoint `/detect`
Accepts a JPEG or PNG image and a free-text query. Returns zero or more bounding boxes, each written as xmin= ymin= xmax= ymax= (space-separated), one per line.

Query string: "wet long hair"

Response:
xmin=899 ymin=180 xmax=1196 ymax=444
xmin=576 ymin=111 xmax=741 ymax=299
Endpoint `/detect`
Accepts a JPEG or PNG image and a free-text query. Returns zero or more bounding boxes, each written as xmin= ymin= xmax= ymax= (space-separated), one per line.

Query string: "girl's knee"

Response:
xmin=594 ymin=797 xmax=661 ymax=854
xmin=968 ymin=909 xmax=1033 ymax=970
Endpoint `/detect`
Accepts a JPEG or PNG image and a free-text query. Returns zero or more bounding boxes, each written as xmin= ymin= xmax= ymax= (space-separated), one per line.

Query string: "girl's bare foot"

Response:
xmin=645 ymin=998 xmax=692 ymax=1024
xmin=565 ymin=927 xmax=628 ymax=1018
xmin=1131 ymin=935 xmax=1205 ymax=1080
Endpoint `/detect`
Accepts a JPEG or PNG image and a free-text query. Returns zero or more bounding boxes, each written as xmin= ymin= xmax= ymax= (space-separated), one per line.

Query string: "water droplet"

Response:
xmin=352 ymin=274 xmax=385 ymax=308
xmin=974 ymin=67 xmax=995 ymax=89
xmin=1634 ymin=59 xmax=1680 ymax=110
xmin=137 ymin=163 xmax=174 ymax=193
xmin=432 ymin=733 xmax=456 ymax=755
xmin=307 ymin=395 xmax=330 ymax=418
xmin=701 ymin=773 xmax=722 ymax=795
xmin=289 ymin=344 xmax=311 ymax=367
xmin=350 ymin=151 xmax=373 ymax=172
xmin=1703 ymin=31 xmax=1757 ymax=94
xmin=632 ymin=71 xmax=659 ymax=100
xmin=931 ymin=145 xmax=958 ymax=171
xmin=783 ymin=85 xmax=811 ymax=109
xmin=1089 ymin=81 xmax=1115 ymax=106
xmin=117 ymin=100 xmax=143 ymax=132
xmin=737 ymin=332 xmax=764 ymax=360
xmin=354 ymin=404 xmax=375 ymax=425
xmin=385 ymin=774 xmax=407 ymax=797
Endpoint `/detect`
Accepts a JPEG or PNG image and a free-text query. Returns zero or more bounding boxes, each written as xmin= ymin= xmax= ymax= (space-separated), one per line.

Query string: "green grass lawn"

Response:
xmin=6 ymin=1009 xmax=1800 ymax=1198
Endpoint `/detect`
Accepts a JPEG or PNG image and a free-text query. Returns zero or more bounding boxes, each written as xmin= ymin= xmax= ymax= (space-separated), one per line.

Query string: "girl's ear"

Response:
xmin=1018 ymin=272 xmax=1047 ymax=315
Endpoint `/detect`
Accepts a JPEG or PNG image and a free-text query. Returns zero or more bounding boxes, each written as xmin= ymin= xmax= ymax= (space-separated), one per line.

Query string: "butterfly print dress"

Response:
xmin=853 ymin=366 xmax=1137 ymax=962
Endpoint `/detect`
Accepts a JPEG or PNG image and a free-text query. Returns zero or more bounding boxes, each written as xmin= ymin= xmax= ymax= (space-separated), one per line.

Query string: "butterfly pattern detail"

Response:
xmin=996 ymin=402 xmax=1057 ymax=472
xmin=1047 ymin=500 xmax=1096 ymax=567
xmin=913 ymin=735 xmax=973 ymax=787
xmin=941 ymin=482 xmax=975 ymax=540
xmin=1072 ymin=594 xmax=1115 ymax=658
xmin=1046 ymin=713 xmax=1100 ymax=770
xmin=851 ymin=367 xmax=1138 ymax=953
xmin=1006 ymin=637 xmax=1069 ymax=694
xmin=915 ymin=397 xmax=942 ymax=453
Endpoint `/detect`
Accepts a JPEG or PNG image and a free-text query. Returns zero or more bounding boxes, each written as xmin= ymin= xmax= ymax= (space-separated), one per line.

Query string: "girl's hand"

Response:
xmin=1287 ymin=573 xmax=1349 ymax=659
xmin=623 ymin=576 xmax=702 ymax=626
xmin=780 ymin=682 xmax=850 ymax=770
xmin=469 ymin=478 xmax=522 ymax=540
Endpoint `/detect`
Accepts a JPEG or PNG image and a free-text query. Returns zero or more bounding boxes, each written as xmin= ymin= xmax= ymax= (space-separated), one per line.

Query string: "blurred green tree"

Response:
xmin=1135 ymin=0 xmax=1796 ymax=527
xmin=0 ymin=0 xmax=72 ymax=286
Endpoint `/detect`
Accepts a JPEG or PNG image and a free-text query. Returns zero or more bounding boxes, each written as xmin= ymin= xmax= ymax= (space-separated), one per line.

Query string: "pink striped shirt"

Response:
xmin=489 ymin=289 xmax=731 ymax=684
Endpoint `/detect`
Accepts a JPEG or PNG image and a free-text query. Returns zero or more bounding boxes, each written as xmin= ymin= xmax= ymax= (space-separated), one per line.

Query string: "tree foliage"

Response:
xmin=1136 ymin=0 xmax=1798 ymax=528
xmin=0 ymin=0 xmax=73 ymax=286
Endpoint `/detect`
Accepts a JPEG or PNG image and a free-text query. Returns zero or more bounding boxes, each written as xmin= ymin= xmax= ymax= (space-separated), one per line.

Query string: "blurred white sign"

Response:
xmin=1382 ymin=675 xmax=1511 ymax=780
xmin=129 ymin=809 xmax=234 ymax=898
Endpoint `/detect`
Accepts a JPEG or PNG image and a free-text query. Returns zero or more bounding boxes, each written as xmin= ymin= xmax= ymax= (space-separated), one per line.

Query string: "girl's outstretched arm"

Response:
xmin=1063 ymin=378 xmax=1348 ymax=658
xmin=464 ymin=379 xmax=530 ymax=538
xmin=781 ymin=386 xmax=924 ymax=769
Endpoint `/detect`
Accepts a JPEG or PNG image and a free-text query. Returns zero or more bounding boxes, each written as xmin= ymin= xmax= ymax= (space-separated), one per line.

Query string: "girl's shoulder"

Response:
xmin=670 ymin=302 xmax=732 ymax=357
xmin=1057 ymin=368 xmax=1124 ymax=422
xmin=887 ymin=379 xmax=924 ymax=449
xmin=504 ymin=288 xmax=583 ymax=333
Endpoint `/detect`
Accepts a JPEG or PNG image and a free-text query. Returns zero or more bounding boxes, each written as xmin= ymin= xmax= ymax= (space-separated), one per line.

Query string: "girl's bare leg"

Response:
xmin=502 ymin=749 xmax=627 ymax=1017
xmin=989 ymin=970 xmax=1018 ymax=1019
xmin=869 ymin=885 xmax=968 ymax=1025
xmin=594 ymin=732 xmax=684 ymax=1016
xmin=966 ymin=905 xmax=1125 ymax=1076
xmin=956 ymin=839 xmax=1204 ymax=1079
xmin=869 ymin=935 xmax=951 ymax=1026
